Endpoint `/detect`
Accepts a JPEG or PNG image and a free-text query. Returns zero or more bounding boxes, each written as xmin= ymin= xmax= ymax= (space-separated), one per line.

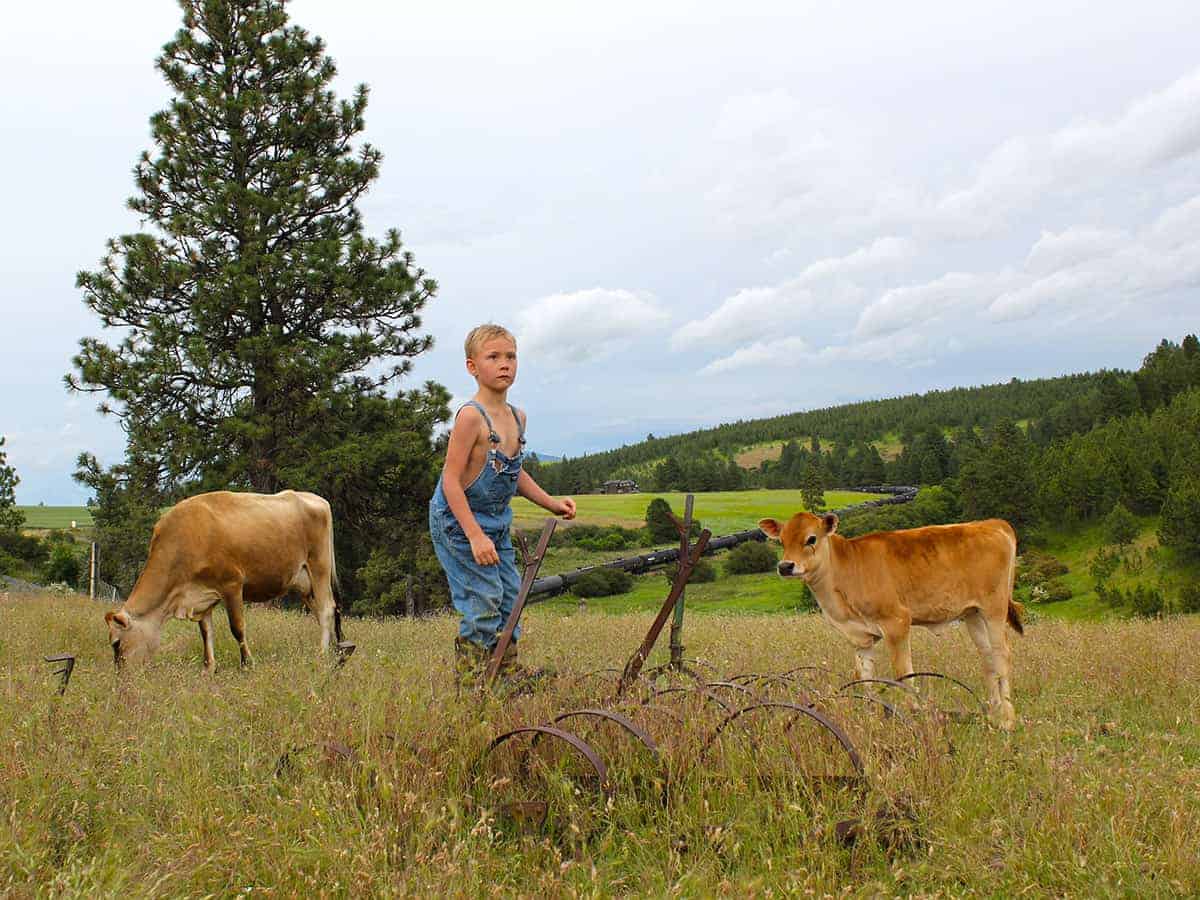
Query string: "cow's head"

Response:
xmin=104 ymin=608 xmax=161 ymax=669
xmin=758 ymin=512 xmax=838 ymax=581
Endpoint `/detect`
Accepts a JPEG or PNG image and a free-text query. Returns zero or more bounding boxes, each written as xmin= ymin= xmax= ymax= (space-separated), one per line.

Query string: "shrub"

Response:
xmin=724 ymin=540 xmax=778 ymax=575
xmin=663 ymin=558 xmax=716 ymax=584
xmin=0 ymin=530 xmax=48 ymax=567
xmin=1033 ymin=555 xmax=1069 ymax=580
xmin=1103 ymin=502 xmax=1140 ymax=547
xmin=42 ymin=544 xmax=82 ymax=587
xmin=1129 ymin=584 xmax=1165 ymax=618
xmin=645 ymin=498 xmax=701 ymax=544
xmin=1041 ymin=581 xmax=1073 ymax=603
xmin=572 ymin=567 xmax=633 ymax=598
xmin=646 ymin=498 xmax=677 ymax=543
xmin=1178 ymin=582 xmax=1200 ymax=614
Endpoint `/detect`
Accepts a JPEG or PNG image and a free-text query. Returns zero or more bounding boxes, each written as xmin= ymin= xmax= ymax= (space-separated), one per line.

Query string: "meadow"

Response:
xmin=13 ymin=507 xmax=93 ymax=530
xmin=510 ymin=489 xmax=885 ymax=533
xmin=1 ymin=592 xmax=1197 ymax=897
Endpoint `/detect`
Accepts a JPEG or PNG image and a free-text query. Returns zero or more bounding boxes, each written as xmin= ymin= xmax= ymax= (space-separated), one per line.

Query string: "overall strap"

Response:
xmin=507 ymin=403 xmax=527 ymax=446
xmin=461 ymin=400 xmax=501 ymax=445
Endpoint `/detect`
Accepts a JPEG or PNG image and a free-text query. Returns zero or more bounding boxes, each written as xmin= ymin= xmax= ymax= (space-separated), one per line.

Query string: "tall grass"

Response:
xmin=1 ymin=593 xmax=1197 ymax=896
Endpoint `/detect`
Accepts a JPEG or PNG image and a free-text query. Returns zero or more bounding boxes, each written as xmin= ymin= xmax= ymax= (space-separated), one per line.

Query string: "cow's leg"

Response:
xmin=963 ymin=609 xmax=997 ymax=707
xmin=308 ymin=564 xmax=337 ymax=654
xmin=880 ymin=615 xmax=914 ymax=681
xmin=224 ymin=585 xmax=253 ymax=668
xmin=854 ymin=637 xmax=880 ymax=680
xmin=983 ymin=613 xmax=1016 ymax=731
xmin=198 ymin=610 xmax=216 ymax=674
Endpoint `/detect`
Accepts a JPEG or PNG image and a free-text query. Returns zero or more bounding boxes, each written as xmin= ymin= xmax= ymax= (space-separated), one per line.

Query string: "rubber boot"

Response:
xmin=494 ymin=641 xmax=554 ymax=695
xmin=454 ymin=637 xmax=489 ymax=690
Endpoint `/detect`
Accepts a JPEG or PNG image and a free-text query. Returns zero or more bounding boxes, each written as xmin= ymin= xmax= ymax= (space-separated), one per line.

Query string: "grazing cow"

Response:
xmin=104 ymin=490 xmax=343 ymax=672
xmin=758 ymin=512 xmax=1023 ymax=729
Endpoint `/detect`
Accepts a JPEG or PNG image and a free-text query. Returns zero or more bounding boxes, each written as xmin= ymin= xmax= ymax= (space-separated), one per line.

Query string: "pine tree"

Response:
xmin=67 ymin=0 xmax=447 ymax=609
xmin=801 ymin=464 xmax=825 ymax=513
xmin=69 ymin=0 xmax=436 ymax=496
xmin=0 ymin=437 xmax=25 ymax=533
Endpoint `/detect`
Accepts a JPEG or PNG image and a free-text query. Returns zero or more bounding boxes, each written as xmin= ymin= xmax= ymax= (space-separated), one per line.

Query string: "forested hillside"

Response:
xmin=530 ymin=337 xmax=1200 ymax=498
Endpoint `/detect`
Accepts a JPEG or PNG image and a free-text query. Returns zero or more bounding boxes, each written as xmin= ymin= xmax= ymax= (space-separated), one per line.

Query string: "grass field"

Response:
xmin=1 ymin=593 xmax=1196 ymax=896
xmin=14 ymin=506 xmax=93 ymax=529
xmin=511 ymin=489 xmax=885 ymax=533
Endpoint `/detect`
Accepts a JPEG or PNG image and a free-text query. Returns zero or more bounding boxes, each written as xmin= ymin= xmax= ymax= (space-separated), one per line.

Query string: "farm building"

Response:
xmin=601 ymin=479 xmax=640 ymax=494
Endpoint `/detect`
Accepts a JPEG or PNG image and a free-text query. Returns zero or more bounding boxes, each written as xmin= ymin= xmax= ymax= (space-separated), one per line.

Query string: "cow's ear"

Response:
xmin=105 ymin=610 xmax=131 ymax=630
xmin=758 ymin=518 xmax=782 ymax=540
xmin=822 ymin=513 xmax=839 ymax=535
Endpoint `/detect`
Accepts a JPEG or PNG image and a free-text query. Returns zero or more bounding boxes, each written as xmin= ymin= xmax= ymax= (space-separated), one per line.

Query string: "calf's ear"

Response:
xmin=758 ymin=518 xmax=782 ymax=540
xmin=105 ymin=610 xmax=131 ymax=630
xmin=822 ymin=513 xmax=839 ymax=535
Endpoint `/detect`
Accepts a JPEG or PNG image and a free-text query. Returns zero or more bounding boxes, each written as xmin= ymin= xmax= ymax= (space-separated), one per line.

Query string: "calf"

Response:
xmin=758 ymin=512 xmax=1023 ymax=729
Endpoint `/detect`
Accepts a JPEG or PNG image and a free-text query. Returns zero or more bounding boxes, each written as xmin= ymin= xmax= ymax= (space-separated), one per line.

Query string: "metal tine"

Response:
xmin=44 ymin=654 xmax=76 ymax=696
xmin=484 ymin=518 xmax=557 ymax=688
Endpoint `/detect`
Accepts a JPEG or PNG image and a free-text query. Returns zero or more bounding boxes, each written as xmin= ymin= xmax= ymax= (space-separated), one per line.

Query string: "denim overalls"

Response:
xmin=429 ymin=401 xmax=526 ymax=650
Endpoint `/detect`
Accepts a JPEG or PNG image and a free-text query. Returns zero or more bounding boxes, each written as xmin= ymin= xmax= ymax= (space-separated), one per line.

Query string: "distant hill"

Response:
xmin=529 ymin=369 xmax=1113 ymax=493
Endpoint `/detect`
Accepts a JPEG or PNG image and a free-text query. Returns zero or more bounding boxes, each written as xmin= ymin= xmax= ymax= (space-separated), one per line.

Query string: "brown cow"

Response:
xmin=758 ymin=512 xmax=1023 ymax=729
xmin=104 ymin=490 xmax=342 ymax=672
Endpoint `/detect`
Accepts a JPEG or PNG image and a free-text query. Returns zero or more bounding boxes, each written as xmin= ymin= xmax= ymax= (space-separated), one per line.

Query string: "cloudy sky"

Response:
xmin=3 ymin=0 xmax=1199 ymax=503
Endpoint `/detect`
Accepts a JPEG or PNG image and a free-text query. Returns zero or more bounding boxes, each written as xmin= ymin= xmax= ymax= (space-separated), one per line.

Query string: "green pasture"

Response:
xmin=1 ymin=593 xmax=1197 ymax=896
xmin=511 ymin=488 xmax=885 ymax=533
xmin=14 ymin=506 xmax=93 ymax=529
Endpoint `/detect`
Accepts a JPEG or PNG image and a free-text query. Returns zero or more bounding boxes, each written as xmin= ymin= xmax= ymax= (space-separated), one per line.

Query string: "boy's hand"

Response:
xmin=469 ymin=533 xmax=499 ymax=566
xmin=555 ymin=497 xmax=577 ymax=520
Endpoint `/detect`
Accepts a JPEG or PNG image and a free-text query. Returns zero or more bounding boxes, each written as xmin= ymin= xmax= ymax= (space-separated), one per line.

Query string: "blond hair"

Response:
xmin=464 ymin=323 xmax=517 ymax=358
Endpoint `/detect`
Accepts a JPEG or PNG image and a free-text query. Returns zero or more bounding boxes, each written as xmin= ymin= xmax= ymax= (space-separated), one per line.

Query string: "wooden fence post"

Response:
xmin=89 ymin=542 xmax=97 ymax=601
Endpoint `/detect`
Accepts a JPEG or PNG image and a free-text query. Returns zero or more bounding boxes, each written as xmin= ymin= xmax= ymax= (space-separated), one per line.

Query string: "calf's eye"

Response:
xmin=805 ymin=536 xmax=817 ymax=547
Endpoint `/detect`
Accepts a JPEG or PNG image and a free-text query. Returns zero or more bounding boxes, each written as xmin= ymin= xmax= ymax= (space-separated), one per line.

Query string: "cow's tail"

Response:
xmin=328 ymin=516 xmax=344 ymax=645
xmin=1007 ymin=599 xmax=1025 ymax=635
xmin=1004 ymin=523 xmax=1024 ymax=635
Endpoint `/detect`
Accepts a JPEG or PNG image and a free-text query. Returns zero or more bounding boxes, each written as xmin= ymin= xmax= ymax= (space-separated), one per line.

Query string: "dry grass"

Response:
xmin=1 ymin=592 xmax=1198 ymax=897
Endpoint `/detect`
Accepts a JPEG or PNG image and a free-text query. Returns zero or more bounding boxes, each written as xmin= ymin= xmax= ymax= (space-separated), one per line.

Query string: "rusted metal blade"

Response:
xmin=485 ymin=724 xmax=610 ymax=793
xmin=618 ymin=528 xmax=711 ymax=694
xmin=485 ymin=518 xmax=557 ymax=688
xmin=548 ymin=708 xmax=660 ymax=755
xmin=44 ymin=654 xmax=75 ymax=696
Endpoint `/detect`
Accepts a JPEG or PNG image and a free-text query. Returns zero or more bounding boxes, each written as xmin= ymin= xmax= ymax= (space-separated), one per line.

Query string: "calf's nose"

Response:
xmin=777 ymin=560 xmax=794 ymax=576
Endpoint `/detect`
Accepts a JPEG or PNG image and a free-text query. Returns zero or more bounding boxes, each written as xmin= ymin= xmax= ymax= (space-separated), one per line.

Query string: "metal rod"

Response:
xmin=668 ymin=494 xmax=693 ymax=669
xmin=484 ymin=518 xmax=557 ymax=687
xmin=618 ymin=526 xmax=711 ymax=694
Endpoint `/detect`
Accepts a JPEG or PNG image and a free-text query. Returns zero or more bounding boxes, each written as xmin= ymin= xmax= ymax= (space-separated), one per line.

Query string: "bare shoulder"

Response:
xmin=451 ymin=404 xmax=487 ymax=444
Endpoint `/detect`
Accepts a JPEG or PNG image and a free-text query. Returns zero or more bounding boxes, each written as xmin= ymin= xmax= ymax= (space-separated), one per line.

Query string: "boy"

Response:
xmin=429 ymin=324 xmax=576 ymax=685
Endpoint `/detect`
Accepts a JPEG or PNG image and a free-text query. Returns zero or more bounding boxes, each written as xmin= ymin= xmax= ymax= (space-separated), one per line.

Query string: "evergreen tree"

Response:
xmin=801 ymin=464 xmax=825 ymax=513
xmin=958 ymin=419 xmax=1037 ymax=530
xmin=1159 ymin=472 xmax=1200 ymax=560
xmin=68 ymin=0 xmax=446 ymax=610
xmin=69 ymin=0 xmax=436 ymax=496
xmin=1102 ymin=501 xmax=1139 ymax=547
xmin=0 ymin=437 xmax=24 ymax=533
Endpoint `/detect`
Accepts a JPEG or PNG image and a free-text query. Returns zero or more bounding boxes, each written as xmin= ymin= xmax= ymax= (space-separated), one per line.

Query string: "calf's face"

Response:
xmin=104 ymin=608 xmax=160 ymax=668
xmin=758 ymin=512 xmax=838 ymax=580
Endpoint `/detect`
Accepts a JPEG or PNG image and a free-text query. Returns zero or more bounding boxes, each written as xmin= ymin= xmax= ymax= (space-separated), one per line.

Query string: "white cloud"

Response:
xmin=912 ymin=69 xmax=1200 ymax=237
xmin=989 ymin=194 xmax=1200 ymax=321
xmin=854 ymin=271 xmax=1013 ymax=340
xmin=1024 ymin=226 xmax=1128 ymax=276
xmin=672 ymin=237 xmax=915 ymax=351
xmin=699 ymin=336 xmax=809 ymax=375
xmin=516 ymin=288 xmax=670 ymax=367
